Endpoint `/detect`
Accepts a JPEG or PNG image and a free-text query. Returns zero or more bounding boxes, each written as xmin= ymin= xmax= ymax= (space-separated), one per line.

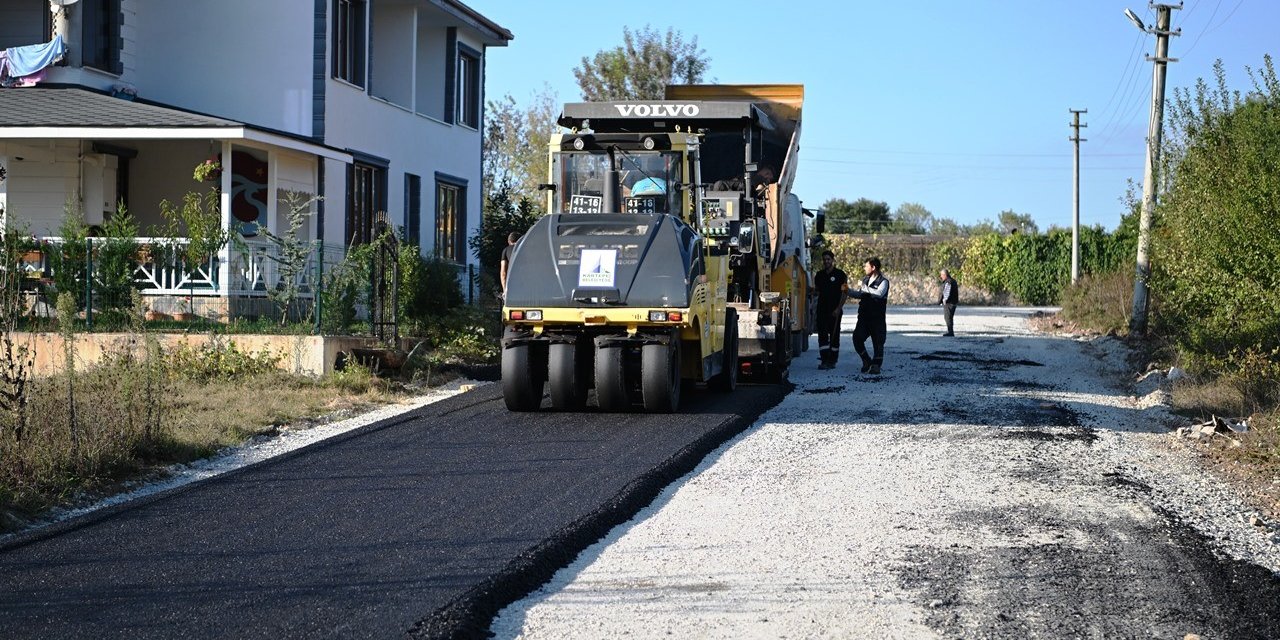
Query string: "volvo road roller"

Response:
xmin=501 ymin=85 xmax=813 ymax=411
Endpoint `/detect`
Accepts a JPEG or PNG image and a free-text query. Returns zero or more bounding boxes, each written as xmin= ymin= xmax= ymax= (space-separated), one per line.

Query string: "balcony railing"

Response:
xmin=24 ymin=237 xmax=335 ymax=298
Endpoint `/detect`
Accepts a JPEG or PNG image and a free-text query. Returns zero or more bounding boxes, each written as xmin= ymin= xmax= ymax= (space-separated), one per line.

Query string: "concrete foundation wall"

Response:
xmin=17 ymin=332 xmax=381 ymax=378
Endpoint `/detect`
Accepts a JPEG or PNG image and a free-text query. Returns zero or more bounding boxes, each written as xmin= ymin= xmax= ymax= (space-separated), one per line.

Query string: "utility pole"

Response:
xmin=1128 ymin=2 xmax=1180 ymax=335
xmin=1069 ymin=108 xmax=1087 ymax=285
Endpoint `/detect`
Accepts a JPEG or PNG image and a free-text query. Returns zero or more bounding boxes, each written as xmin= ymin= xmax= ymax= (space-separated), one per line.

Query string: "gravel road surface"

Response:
xmin=493 ymin=306 xmax=1280 ymax=639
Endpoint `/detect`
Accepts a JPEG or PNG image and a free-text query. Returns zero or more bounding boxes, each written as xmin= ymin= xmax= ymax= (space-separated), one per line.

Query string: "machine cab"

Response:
xmin=549 ymin=133 xmax=691 ymax=221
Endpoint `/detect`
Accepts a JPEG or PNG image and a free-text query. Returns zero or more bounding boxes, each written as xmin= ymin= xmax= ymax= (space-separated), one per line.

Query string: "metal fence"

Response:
xmin=18 ymin=236 xmax=482 ymax=333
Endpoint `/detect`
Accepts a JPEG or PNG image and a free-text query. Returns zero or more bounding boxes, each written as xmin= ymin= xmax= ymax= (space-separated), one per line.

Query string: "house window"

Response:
xmin=332 ymin=0 xmax=367 ymax=86
xmin=434 ymin=177 xmax=466 ymax=263
xmin=81 ymin=0 xmax=122 ymax=75
xmin=347 ymin=161 xmax=385 ymax=245
xmin=456 ymin=46 xmax=481 ymax=129
xmin=405 ymin=173 xmax=421 ymax=247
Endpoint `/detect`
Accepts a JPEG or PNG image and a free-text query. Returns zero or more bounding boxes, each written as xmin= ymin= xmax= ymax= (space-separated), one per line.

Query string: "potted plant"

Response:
xmin=171 ymin=298 xmax=195 ymax=323
xmin=193 ymin=157 xmax=222 ymax=183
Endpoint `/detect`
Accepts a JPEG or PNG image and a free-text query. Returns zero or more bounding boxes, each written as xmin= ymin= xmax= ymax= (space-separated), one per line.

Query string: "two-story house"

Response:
xmin=0 ymin=0 xmax=511 ymax=317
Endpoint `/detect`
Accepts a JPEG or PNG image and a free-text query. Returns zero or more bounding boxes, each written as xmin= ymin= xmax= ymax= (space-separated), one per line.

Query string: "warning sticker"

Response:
xmin=578 ymin=249 xmax=617 ymax=287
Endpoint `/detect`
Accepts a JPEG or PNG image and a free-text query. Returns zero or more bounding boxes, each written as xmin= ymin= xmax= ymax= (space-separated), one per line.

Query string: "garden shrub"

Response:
xmin=94 ymin=203 xmax=141 ymax=324
xmin=47 ymin=203 xmax=88 ymax=310
xmin=469 ymin=182 xmax=539 ymax=295
xmin=320 ymin=242 xmax=372 ymax=334
xmin=167 ymin=338 xmax=281 ymax=382
xmin=398 ymin=246 xmax=463 ymax=332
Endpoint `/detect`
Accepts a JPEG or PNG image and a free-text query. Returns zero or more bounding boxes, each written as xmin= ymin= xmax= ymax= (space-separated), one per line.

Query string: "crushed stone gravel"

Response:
xmin=492 ymin=306 xmax=1280 ymax=639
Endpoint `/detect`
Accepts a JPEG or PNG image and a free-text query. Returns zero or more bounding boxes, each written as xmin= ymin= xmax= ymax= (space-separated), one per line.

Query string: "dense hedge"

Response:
xmin=1150 ymin=58 xmax=1280 ymax=369
xmin=820 ymin=222 xmax=1135 ymax=306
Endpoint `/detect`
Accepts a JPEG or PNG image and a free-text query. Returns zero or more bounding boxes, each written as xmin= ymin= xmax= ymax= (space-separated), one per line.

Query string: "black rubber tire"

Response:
xmin=594 ymin=344 xmax=630 ymax=412
xmin=801 ymin=329 xmax=811 ymax=352
xmin=709 ymin=310 xmax=738 ymax=392
xmin=641 ymin=340 xmax=681 ymax=413
xmin=501 ymin=344 xmax=543 ymax=411
xmin=548 ymin=342 xmax=589 ymax=410
xmin=792 ymin=328 xmax=805 ymax=356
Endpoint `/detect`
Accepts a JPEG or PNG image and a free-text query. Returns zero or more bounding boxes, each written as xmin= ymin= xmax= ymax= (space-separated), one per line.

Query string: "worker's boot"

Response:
xmin=859 ymin=353 xmax=872 ymax=374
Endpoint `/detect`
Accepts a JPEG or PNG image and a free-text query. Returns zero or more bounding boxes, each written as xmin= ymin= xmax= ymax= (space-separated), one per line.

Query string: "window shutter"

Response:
xmin=444 ymin=27 xmax=457 ymax=125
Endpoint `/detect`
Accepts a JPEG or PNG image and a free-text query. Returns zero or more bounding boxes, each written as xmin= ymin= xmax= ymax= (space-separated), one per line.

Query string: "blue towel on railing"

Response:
xmin=5 ymin=35 xmax=66 ymax=78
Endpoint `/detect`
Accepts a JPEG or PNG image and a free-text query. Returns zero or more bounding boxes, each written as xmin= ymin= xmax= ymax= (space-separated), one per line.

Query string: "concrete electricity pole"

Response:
xmin=1127 ymin=2 xmax=1180 ymax=335
xmin=1069 ymin=109 xmax=1087 ymax=285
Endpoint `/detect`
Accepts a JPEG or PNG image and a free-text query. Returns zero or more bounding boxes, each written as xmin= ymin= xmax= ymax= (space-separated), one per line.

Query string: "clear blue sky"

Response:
xmin=470 ymin=1 xmax=1276 ymax=231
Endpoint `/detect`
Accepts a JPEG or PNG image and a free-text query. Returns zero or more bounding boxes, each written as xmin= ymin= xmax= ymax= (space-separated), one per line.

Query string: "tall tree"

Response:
xmin=574 ymin=26 xmax=710 ymax=101
xmin=483 ymin=86 xmax=559 ymax=206
xmin=822 ymin=197 xmax=892 ymax=234
xmin=931 ymin=217 xmax=963 ymax=236
xmin=964 ymin=219 xmax=1001 ymax=236
xmin=892 ymin=202 xmax=933 ymax=234
xmin=997 ymin=209 xmax=1039 ymax=235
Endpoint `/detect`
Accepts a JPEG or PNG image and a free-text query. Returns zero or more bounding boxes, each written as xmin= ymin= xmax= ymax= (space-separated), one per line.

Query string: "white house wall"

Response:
xmin=370 ymin=4 xmax=416 ymax=110
xmin=325 ymin=22 xmax=486 ymax=267
xmin=414 ymin=21 xmax=447 ymax=121
xmin=128 ymin=140 xmax=216 ymax=233
xmin=325 ymin=89 xmax=481 ymax=259
xmin=0 ymin=141 xmax=82 ymax=236
xmin=131 ymin=0 xmax=314 ymax=137
xmin=273 ymin=151 xmax=317 ymax=240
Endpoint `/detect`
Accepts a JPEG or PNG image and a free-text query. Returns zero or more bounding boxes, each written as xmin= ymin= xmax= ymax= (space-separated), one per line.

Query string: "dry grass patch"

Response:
xmin=1056 ymin=270 xmax=1134 ymax=336
xmin=0 ymin=363 xmax=410 ymax=530
xmin=163 ymin=370 xmax=399 ymax=460
xmin=1172 ymin=375 xmax=1280 ymax=519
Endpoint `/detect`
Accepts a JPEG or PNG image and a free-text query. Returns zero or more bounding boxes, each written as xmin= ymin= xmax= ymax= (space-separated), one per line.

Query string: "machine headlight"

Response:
xmin=525 ymin=310 xmax=543 ymax=321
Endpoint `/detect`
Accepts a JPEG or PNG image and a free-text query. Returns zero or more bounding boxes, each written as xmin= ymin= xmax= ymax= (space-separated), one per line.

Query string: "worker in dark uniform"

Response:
xmin=813 ymin=250 xmax=848 ymax=370
xmin=850 ymin=256 xmax=890 ymax=374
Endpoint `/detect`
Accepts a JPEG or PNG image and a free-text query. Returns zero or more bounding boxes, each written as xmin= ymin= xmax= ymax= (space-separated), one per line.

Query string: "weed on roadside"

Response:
xmin=1058 ymin=270 xmax=1134 ymax=335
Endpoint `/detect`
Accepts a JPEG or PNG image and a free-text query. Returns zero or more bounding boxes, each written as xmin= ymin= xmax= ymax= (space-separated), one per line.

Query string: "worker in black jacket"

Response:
xmin=813 ymin=250 xmax=848 ymax=370
xmin=937 ymin=269 xmax=959 ymax=336
xmin=850 ymin=257 xmax=890 ymax=375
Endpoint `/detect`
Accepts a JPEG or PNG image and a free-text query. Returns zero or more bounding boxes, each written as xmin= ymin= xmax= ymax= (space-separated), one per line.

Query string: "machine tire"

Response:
xmin=709 ymin=310 xmax=739 ymax=392
xmin=792 ymin=328 xmax=805 ymax=356
xmin=548 ymin=341 xmax=588 ymax=410
xmin=641 ymin=340 xmax=681 ymax=413
xmin=594 ymin=344 xmax=630 ymax=412
xmin=802 ymin=329 xmax=811 ymax=352
xmin=502 ymin=344 xmax=544 ymax=411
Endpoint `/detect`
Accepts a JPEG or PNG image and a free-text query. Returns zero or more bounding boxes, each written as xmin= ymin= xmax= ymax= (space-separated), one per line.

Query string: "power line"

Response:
xmin=1093 ymin=30 xmax=1148 ymax=134
xmin=1096 ymin=44 xmax=1156 ymax=149
xmin=805 ymin=146 xmax=1140 ymax=158
xmin=1182 ymin=0 xmax=1242 ymax=58
xmin=804 ymin=158 xmax=1139 ymax=171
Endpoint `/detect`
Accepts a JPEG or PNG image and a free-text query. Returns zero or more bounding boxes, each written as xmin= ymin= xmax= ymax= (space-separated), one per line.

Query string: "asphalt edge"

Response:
xmin=0 ymin=386 xmax=496 ymax=554
xmin=405 ymin=381 xmax=794 ymax=640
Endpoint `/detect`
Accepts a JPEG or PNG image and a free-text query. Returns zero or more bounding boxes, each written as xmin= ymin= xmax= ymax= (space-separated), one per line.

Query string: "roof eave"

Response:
xmin=430 ymin=0 xmax=514 ymax=46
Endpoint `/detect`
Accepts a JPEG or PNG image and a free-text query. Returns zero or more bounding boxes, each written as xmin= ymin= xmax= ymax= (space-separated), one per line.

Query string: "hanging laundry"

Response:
xmin=10 ymin=69 xmax=48 ymax=87
xmin=4 ymin=35 xmax=66 ymax=78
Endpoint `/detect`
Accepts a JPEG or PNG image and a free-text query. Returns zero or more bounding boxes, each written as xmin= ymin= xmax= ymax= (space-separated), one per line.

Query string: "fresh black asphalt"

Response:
xmin=0 ymin=382 xmax=789 ymax=639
